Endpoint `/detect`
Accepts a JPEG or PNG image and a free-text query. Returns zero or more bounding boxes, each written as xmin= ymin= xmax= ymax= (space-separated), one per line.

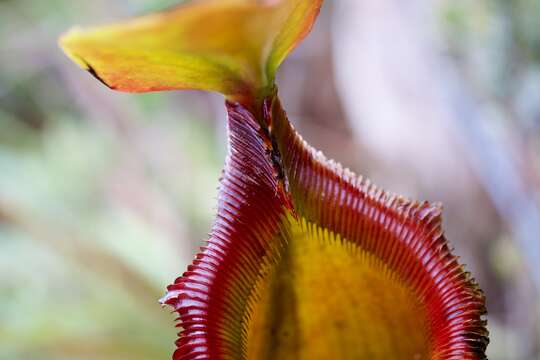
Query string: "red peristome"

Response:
xmin=162 ymin=101 xmax=290 ymax=360
xmin=267 ymin=94 xmax=489 ymax=358
xmin=163 ymin=92 xmax=489 ymax=360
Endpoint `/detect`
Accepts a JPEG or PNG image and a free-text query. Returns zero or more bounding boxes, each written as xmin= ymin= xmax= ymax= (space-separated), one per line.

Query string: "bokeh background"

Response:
xmin=1 ymin=0 xmax=539 ymax=359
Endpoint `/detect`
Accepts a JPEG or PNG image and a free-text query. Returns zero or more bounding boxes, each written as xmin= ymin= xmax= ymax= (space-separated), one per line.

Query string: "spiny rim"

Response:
xmin=162 ymin=94 xmax=489 ymax=360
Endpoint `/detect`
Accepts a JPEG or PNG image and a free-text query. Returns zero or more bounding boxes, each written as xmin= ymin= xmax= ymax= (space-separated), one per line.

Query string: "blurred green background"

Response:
xmin=1 ymin=1 xmax=539 ymax=359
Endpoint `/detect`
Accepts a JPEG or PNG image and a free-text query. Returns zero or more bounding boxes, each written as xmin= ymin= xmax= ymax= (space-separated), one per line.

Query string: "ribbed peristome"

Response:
xmin=162 ymin=92 xmax=489 ymax=360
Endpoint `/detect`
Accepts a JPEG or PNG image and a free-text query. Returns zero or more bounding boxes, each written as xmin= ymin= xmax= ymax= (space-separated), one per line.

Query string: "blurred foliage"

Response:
xmin=440 ymin=1 xmax=540 ymax=358
xmin=441 ymin=0 xmax=540 ymax=126
xmin=0 ymin=1 xmax=223 ymax=359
